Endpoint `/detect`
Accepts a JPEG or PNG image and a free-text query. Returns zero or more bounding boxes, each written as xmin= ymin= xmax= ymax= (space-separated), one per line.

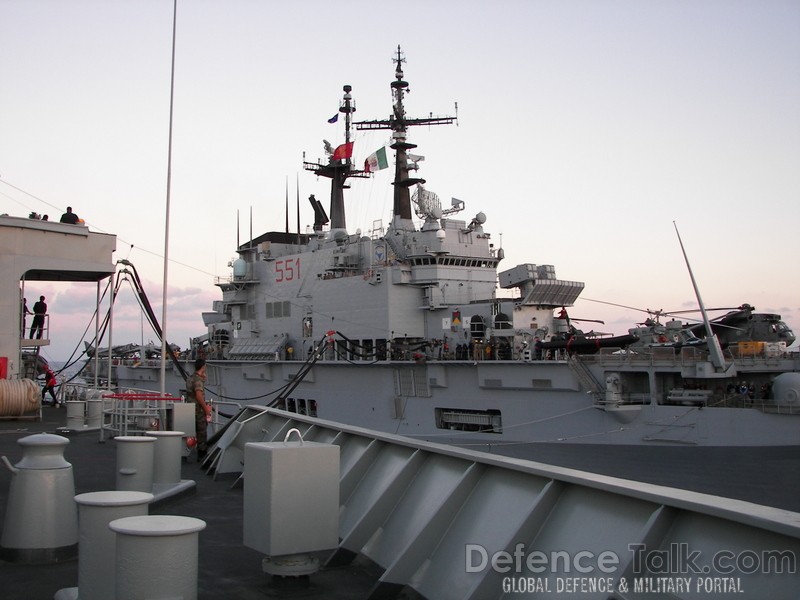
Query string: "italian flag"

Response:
xmin=364 ymin=146 xmax=389 ymax=172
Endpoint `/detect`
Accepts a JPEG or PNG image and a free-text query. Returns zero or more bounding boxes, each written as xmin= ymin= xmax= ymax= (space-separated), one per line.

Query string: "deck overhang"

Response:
xmin=0 ymin=216 xmax=116 ymax=377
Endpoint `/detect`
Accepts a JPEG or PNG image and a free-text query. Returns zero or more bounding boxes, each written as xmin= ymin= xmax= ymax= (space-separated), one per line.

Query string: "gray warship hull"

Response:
xmin=108 ymin=350 xmax=800 ymax=510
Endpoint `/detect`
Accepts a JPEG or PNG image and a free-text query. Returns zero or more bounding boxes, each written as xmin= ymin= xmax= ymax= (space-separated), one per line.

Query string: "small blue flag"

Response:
xmin=328 ymin=113 xmax=339 ymax=124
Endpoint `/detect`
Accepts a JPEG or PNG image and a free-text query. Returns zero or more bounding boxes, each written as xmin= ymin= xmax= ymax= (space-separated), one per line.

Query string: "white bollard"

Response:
xmin=114 ymin=436 xmax=156 ymax=492
xmin=73 ymin=491 xmax=153 ymax=600
xmin=86 ymin=398 xmax=103 ymax=428
xmin=0 ymin=433 xmax=78 ymax=563
xmin=148 ymin=431 xmax=185 ymax=486
xmin=66 ymin=400 xmax=86 ymax=429
xmin=110 ymin=514 xmax=206 ymax=600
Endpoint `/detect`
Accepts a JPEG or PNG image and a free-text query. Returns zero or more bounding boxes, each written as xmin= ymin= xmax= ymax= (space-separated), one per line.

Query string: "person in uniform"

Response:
xmin=185 ymin=358 xmax=211 ymax=460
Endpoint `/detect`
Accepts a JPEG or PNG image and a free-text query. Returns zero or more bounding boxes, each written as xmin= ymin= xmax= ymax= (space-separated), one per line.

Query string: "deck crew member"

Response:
xmin=186 ymin=358 xmax=211 ymax=460
xmin=42 ymin=369 xmax=59 ymax=406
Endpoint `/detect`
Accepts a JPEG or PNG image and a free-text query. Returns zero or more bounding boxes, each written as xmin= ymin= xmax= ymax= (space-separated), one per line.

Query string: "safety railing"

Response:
xmin=99 ymin=392 xmax=181 ymax=441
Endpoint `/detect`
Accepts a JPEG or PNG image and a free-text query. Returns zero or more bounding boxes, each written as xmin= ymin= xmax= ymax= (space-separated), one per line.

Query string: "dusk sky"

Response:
xmin=1 ymin=0 xmax=798 ymax=362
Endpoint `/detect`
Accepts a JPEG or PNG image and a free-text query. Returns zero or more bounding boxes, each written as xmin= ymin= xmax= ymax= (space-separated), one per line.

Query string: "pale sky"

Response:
xmin=1 ymin=0 xmax=798 ymax=362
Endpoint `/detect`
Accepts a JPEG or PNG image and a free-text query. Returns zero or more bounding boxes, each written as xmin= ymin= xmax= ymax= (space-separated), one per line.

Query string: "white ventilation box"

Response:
xmin=243 ymin=438 xmax=339 ymax=556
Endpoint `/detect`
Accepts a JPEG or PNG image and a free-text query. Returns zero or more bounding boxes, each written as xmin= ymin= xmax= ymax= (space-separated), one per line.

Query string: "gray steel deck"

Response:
xmin=1 ymin=405 xmax=798 ymax=599
xmin=0 ymin=409 xmax=379 ymax=600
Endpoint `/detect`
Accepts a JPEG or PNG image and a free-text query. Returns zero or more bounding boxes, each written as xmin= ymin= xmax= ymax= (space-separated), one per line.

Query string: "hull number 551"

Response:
xmin=275 ymin=258 xmax=300 ymax=282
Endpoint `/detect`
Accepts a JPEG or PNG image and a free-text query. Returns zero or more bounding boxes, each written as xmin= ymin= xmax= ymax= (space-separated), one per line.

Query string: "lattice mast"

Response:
xmin=355 ymin=46 xmax=456 ymax=231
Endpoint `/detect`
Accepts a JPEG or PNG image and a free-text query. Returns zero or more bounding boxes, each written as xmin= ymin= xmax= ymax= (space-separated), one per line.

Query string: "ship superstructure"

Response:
xmin=200 ymin=47 xmax=584 ymax=367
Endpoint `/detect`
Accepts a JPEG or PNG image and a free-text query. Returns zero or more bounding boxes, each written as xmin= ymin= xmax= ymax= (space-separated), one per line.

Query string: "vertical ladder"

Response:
xmin=19 ymin=337 xmax=48 ymax=380
xmin=21 ymin=347 xmax=40 ymax=379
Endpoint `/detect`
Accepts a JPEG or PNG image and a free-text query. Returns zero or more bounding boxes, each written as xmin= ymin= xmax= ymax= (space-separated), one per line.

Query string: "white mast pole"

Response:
xmin=160 ymin=0 xmax=178 ymax=396
xmin=673 ymin=221 xmax=727 ymax=371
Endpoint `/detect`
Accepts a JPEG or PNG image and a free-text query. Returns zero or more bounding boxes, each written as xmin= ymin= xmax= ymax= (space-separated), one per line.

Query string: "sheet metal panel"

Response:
xmin=210 ymin=406 xmax=800 ymax=600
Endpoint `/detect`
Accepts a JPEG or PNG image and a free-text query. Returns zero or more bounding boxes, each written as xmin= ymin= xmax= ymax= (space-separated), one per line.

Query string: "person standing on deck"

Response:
xmin=59 ymin=206 xmax=79 ymax=224
xmin=42 ymin=369 xmax=59 ymax=406
xmin=186 ymin=358 xmax=211 ymax=460
xmin=21 ymin=297 xmax=31 ymax=334
xmin=30 ymin=295 xmax=47 ymax=339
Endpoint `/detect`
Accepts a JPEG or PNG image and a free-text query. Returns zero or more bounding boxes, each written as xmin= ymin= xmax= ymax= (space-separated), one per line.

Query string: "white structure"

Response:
xmin=243 ymin=430 xmax=339 ymax=575
xmin=0 ymin=216 xmax=115 ymax=380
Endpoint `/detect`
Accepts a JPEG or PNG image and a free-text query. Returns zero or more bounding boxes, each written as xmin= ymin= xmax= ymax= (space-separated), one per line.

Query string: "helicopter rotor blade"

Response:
xmin=583 ymin=297 xmax=749 ymax=323
xmin=570 ymin=318 xmax=605 ymax=324
xmin=660 ymin=307 xmax=742 ymax=316
xmin=581 ymin=297 xmax=650 ymax=314
xmin=685 ymin=320 xmax=747 ymax=332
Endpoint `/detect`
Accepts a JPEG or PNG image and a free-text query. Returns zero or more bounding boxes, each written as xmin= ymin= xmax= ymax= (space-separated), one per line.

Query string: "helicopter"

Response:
xmin=581 ymin=299 xmax=795 ymax=349
xmin=682 ymin=304 xmax=795 ymax=347
xmin=536 ymin=308 xmax=640 ymax=355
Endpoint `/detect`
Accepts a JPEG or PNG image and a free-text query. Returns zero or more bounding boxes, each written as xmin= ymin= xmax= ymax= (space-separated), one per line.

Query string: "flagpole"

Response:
xmin=296 ymin=172 xmax=301 ymax=244
xmin=160 ymin=0 xmax=178 ymax=396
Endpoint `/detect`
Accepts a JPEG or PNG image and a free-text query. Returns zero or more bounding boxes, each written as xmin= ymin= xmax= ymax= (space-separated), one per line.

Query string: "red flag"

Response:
xmin=332 ymin=142 xmax=354 ymax=160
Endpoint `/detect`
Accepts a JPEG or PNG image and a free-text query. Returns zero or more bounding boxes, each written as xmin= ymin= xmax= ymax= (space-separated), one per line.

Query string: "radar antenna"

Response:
xmin=411 ymin=185 xmax=441 ymax=220
xmin=411 ymin=185 xmax=466 ymax=220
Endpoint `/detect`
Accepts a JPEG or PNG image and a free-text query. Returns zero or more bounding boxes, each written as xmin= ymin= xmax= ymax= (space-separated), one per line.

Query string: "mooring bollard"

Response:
xmin=85 ymin=397 xmax=103 ymax=429
xmin=66 ymin=400 xmax=86 ymax=430
xmin=148 ymin=430 xmax=185 ymax=486
xmin=114 ymin=436 xmax=156 ymax=492
xmin=72 ymin=491 xmax=153 ymax=600
xmin=0 ymin=433 xmax=78 ymax=563
xmin=110 ymin=514 xmax=206 ymax=600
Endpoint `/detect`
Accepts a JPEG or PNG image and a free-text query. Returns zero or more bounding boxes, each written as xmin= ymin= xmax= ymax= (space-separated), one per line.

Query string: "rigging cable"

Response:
xmin=45 ymin=276 xmax=118 ymax=385
xmin=118 ymin=259 xmax=189 ymax=382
